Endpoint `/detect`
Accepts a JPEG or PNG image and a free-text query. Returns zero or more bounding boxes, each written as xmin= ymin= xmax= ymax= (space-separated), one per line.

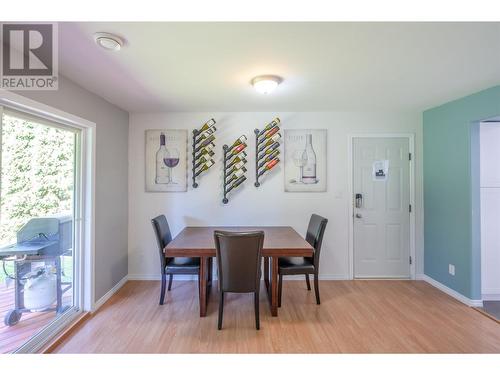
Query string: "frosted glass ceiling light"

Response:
xmin=251 ymin=75 xmax=282 ymax=94
xmin=94 ymin=32 xmax=124 ymax=51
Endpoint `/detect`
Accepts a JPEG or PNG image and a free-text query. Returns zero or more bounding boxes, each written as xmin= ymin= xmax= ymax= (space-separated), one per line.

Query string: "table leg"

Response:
xmin=271 ymin=256 xmax=279 ymax=317
xmin=208 ymin=257 xmax=213 ymax=288
xmin=264 ymin=256 xmax=270 ymax=291
xmin=199 ymin=256 xmax=207 ymax=317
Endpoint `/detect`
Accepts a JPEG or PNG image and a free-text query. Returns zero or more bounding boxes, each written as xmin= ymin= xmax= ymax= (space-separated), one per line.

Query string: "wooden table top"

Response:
xmin=164 ymin=226 xmax=314 ymax=257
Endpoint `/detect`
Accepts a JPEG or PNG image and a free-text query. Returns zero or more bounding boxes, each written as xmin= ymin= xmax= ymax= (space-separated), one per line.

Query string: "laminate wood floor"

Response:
xmin=52 ymin=280 xmax=500 ymax=353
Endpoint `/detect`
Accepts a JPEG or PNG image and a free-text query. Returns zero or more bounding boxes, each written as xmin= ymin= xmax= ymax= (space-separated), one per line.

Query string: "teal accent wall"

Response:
xmin=423 ymin=86 xmax=500 ymax=300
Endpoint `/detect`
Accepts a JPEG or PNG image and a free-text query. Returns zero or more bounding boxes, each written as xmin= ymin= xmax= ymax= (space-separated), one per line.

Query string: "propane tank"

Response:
xmin=24 ymin=266 xmax=57 ymax=311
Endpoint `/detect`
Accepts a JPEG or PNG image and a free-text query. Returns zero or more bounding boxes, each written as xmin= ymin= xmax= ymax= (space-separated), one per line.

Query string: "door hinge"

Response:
xmin=409 ymin=256 xmax=412 ymax=265
xmin=409 ymin=204 xmax=412 ymax=213
xmin=409 ymin=153 xmax=412 ymax=161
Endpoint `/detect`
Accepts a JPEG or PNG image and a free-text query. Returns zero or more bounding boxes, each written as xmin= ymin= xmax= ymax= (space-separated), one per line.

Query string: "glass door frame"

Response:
xmin=0 ymin=91 xmax=96 ymax=353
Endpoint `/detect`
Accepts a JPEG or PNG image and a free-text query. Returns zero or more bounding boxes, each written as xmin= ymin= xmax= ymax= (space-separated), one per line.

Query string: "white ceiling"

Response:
xmin=58 ymin=22 xmax=500 ymax=113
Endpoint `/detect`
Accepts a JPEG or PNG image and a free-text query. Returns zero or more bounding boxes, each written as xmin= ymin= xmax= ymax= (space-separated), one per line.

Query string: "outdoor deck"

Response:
xmin=0 ymin=284 xmax=72 ymax=353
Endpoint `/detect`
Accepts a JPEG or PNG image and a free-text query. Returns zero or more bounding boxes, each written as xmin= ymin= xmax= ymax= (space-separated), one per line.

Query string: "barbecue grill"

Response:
xmin=0 ymin=215 xmax=73 ymax=326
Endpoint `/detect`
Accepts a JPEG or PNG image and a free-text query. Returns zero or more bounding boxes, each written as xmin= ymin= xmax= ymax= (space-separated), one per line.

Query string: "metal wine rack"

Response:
xmin=192 ymin=119 xmax=217 ymax=188
xmin=254 ymin=118 xmax=281 ymax=187
xmin=222 ymin=135 xmax=248 ymax=204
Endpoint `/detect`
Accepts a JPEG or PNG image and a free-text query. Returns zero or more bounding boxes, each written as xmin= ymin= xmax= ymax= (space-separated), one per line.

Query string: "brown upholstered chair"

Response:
xmin=278 ymin=214 xmax=328 ymax=306
xmin=214 ymin=230 xmax=264 ymax=330
xmin=151 ymin=215 xmax=200 ymax=305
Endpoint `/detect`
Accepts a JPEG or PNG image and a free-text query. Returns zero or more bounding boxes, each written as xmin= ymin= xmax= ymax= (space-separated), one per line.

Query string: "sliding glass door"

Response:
xmin=0 ymin=107 xmax=81 ymax=353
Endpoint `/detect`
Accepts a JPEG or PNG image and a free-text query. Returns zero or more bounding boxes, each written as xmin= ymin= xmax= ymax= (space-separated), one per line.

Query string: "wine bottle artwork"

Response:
xmin=291 ymin=134 xmax=317 ymax=184
xmin=301 ymin=134 xmax=317 ymax=184
xmin=146 ymin=129 xmax=187 ymax=192
xmin=222 ymin=135 xmax=248 ymax=204
xmin=254 ymin=117 xmax=281 ymax=187
xmin=192 ymin=119 xmax=217 ymax=188
xmin=155 ymin=132 xmax=180 ymax=185
xmin=284 ymin=129 xmax=327 ymax=193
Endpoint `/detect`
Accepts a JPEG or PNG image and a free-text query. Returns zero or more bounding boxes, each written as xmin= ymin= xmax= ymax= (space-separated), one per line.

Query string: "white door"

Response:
xmin=353 ymin=137 xmax=411 ymax=278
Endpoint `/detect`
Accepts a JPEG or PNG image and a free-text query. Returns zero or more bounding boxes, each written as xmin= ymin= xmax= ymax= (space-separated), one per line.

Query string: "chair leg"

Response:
xmin=278 ymin=273 xmax=283 ymax=308
xmin=305 ymin=274 xmax=311 ymax=290
xmin=218 ymin=291 xmax=224 ymax=330
xmin=314 ymin=273 xmax=320 ymax=305
xmin=254 ymin=292 xmax=260 ymax=330
xmin=159 ymin=274 xmax=166 ymax=305
xmin=167 ymin=274 xmax=173 ymax=291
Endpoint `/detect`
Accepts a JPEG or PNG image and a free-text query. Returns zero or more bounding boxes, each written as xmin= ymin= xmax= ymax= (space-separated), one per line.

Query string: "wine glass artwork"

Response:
xmin=292 ymin=149 xmax=307 ymax=184
xmin=163 ymin=147 xmax=180 ymax=184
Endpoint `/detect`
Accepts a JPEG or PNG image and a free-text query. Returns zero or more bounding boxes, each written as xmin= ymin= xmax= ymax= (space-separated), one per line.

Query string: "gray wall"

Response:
xmin=15 ymin=76 xmax=129 ymax=301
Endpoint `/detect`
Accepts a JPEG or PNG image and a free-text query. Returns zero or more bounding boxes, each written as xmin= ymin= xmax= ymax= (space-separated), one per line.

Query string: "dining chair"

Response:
xmin=151 ymin=215 xmax=201 ymax=305
xmin=278 ymin=214 xmax=328 ymax=307
xmin=214 ymin=230 xmax=264 ymax=330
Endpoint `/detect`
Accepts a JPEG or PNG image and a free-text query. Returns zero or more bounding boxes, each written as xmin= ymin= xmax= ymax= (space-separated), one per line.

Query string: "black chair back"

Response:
xmin=151 ymin=215 xmax=173 ymax=273
xmin=305 ymin=214 xmax=328 ymax=268
xmin=214 ymin=230 xmax=264 ymax=293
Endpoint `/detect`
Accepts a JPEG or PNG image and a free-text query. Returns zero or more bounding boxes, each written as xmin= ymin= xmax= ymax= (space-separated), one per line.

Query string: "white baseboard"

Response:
xmin=285 ymin=274 xmax=349 ymax=280
xmin=127 ymin=274 xmax=195 ymax=281
xmin=127 ymin=274 xmax=350 ymax=281
xmin=482 ymin=294 xmax=500 ymax=301
xmin=92 ymin=275 xmax=128 ymax=312
xmin=419 ymin=274 xmax=483 ymax=307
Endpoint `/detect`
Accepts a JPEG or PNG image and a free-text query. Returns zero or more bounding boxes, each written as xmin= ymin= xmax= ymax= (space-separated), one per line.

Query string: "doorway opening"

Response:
xmin=0 ymin=93 xmax=95 ymax=353
xmin=479 ymin=117 xmax=500 ymax=320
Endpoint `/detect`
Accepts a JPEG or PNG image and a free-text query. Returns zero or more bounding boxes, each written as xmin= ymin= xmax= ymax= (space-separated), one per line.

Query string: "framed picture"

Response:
xmin=145 ymin=129 xmax=188 ymax=192
xmin=284 ymin=129 xmax=327 ymax=192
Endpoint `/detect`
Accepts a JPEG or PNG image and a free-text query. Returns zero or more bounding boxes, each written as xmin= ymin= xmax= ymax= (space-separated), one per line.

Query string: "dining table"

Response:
xmin=164 ymin=226 xmax=314 ymax=317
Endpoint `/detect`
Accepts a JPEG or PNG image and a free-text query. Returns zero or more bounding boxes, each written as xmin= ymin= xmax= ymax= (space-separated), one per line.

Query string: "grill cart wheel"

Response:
xmin=4 ymin=309 xmax=22 ymax=326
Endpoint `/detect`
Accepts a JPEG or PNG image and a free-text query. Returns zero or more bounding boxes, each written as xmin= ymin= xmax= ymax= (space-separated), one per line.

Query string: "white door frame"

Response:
xmin=0 ymin=90 xmax=96 ymax=352
xmin=347 ymin=133 xmax=416 ymax=280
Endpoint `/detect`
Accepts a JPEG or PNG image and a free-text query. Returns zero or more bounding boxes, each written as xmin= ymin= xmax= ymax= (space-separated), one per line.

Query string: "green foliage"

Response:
xmin=0 ymin=114 xmax=75 ymax=246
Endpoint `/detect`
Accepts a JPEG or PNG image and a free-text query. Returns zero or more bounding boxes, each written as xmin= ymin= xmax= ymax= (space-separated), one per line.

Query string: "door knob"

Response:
xmin=355 ymin=213 xmax=362 ymax=218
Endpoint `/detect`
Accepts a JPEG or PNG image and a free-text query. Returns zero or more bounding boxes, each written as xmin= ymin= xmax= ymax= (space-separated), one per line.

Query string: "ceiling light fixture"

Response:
xmin=94 ymin=32 xmax=124 ymax=51
xmin=251 ymin=75 xmax=282 ymax=94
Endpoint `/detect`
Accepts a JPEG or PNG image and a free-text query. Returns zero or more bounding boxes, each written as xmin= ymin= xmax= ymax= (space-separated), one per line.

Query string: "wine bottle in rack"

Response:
xmin=257 ymin=142 xmax=280 ymax=159
xmin=227 ymin=175 xmax=247 ymax=193
xmin=254 ymin=118 xmax=281 ymax=187
xmin=258 ymin=127 xmax=280 ymax=144
xmin=226 ymin=160 xmax=246 ymax=176
xmin=195 ymin=147 xmax=215 ymax=160
xmin=258 ymin=158 xmax=279 ymax=177
xmin=258 ymin=149 xmax=280 ymax=168
xmin=194 ymin=155 xmax=212 ymax=169
xmin=192 ymin=119 xmax=217 ymax=188
xmin=258 ymin=133 xmax=281 ymax=152
xmin=194 ymin=159 xmax=215 ymax=177
xmin=257 ymin=118 xmax=280 ymax=136
xmin=195 ymin=129 xmax=216 ymax=144
xmin=198 ymin=119 xmax=216 ymax=134
xmin=228 ymin=135 xmax=247 ymax=151
xmin=225 ymin=143 xmax=247 ymax=160
xmin=226 ymin=167 xmax=247 ymax=184
xmin=226 ymin=154 xmax=247 ymax=170
xmin=194 ymin=135 xmax=215 ymax=153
